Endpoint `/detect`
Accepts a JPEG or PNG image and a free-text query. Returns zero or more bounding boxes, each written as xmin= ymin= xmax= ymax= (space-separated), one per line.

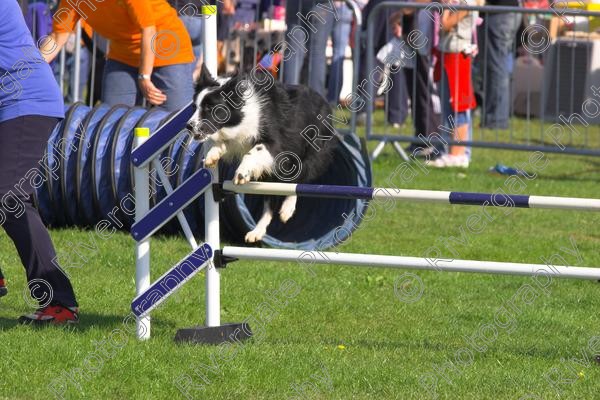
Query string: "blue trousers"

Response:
xmin=478 ymin=12 xmax=522 ymax=129
xmin=101 ymin=59 xmax=194 ymax=112
xmin=307 ymin=3 xmax=353 ymax=101
xmin=180 ymin=15 xmax=203 ymax=61
xmin=283 ymin=2 xmax=352 ymax=102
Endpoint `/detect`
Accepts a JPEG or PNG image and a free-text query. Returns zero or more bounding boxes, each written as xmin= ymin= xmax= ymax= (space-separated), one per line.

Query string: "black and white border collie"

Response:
xmin=186 ymin=66 xmax=339 ymax=243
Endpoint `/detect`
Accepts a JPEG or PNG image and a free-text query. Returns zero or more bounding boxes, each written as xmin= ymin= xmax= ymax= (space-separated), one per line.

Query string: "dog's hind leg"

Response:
xmin=234 ymin=144 xmax=274 ymax=184
xmin=279 ymin=195 xmax=297 ymax=223
xmin=245 ymin=200 xmax=272 ymax=243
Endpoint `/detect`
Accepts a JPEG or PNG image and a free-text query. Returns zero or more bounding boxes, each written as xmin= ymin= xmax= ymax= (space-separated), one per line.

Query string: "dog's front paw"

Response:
xmin=245 ymin=227 xmax=266 ymax=243
xmin=233 ymin=168 xmax=251 ymax=185
xmin=205 ymin=150 xmax=221 ymax=168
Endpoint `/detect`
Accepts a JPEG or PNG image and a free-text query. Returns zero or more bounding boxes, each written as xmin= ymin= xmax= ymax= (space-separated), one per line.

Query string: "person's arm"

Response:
xmin=441 ymin=9 xmax=469 ymax=31
xmin=43 ymin=0 xmax=78 ymax=63
xmin=125 ymin=0 xmax=168 ymax=105
xmin=39 ymin=32 xmax=70 ymax=63
xmin=192 ymin=54 xmax=204 ymax=82
xmin=223 ymin=0 xmax=235 ymax=15
xmin=138 ymin=25 xmax=167 ymax=106
xmin=389 ymin=11 xmax=403 ymax=37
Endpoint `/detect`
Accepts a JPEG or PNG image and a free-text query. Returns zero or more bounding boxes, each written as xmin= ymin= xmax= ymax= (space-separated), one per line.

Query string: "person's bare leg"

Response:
xmin=450 ymin=124 xmax=469 ymax=156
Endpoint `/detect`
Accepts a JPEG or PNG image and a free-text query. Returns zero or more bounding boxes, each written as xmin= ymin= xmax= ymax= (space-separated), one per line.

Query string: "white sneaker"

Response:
xmin=445 ymin=155 xmax=470 ymax=168
xmin=426 ymin=154 xmax=469 ymax=169
xmin=426 ymin=154 xmax=452 ymax=168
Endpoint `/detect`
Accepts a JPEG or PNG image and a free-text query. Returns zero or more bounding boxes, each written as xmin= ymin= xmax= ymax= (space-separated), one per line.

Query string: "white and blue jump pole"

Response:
xmin=222 ymin=181 xmax=600 ymax=211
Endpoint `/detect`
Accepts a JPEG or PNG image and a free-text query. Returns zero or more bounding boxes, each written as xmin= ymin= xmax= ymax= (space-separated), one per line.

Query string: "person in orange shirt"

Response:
xmin=41 ymin=0 xmax=195 ymax=112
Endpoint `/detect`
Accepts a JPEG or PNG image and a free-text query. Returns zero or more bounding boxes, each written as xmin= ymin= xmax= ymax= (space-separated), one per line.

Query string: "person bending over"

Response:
xmin=41 ymin=0 xmax=195 ymax=112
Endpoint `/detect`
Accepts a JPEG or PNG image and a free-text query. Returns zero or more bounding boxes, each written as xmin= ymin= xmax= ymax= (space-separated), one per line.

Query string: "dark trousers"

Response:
xmin=0 ymin=115 xmax=78 ymax=308
xmin=405 ymin=53 xmax=441 ymax=138
xmin=477 ymin=13 xmax=522 ymax=129
xmin=359 ymin=1 xmax=408 ymax=124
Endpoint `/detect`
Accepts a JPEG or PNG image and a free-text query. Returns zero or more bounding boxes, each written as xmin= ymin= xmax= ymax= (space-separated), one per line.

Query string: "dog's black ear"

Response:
xmin=195 ymin=63 xmax=220 ymax=91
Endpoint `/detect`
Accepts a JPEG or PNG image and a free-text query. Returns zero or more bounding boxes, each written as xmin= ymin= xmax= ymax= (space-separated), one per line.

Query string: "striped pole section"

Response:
xmin=223 ymin=247 xmax=600 ymax=280
xmin=221 ymin=181 xmax=600 ymax=212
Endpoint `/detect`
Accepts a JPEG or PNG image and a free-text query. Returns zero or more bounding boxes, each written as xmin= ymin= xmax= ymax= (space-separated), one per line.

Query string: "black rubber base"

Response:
xmin=174 ymin=322 xmax=252 ymax=345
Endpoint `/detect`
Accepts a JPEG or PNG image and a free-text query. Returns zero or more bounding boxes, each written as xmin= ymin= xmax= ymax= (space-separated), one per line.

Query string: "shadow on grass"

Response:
xmin=0 ymin=312 xmax=176 ymax=333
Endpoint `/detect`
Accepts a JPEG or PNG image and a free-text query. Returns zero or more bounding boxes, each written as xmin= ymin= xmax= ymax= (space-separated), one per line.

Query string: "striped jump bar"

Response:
xmin=131 ymin=168 xmax=212 ymax=242
xmin=132 ymin=243 xmax=213 ymax=318
xmin=131 ymin=101 xmax=196 ymax=168
xmin=222 ymin=181 xmax=600 ymax=212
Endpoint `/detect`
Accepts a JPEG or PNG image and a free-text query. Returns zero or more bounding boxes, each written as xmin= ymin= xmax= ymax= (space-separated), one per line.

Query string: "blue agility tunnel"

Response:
xmin=35 ymin=103 xmax=372 ymax=250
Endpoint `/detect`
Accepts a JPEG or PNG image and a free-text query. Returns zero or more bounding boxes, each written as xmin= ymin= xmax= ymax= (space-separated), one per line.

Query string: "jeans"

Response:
xmin=479 ymin=13 xmax=522 ymax=129
xmin=101 ymin=59 xmax=194 ymax=112
xmin=297 ymin=3 xmax=353 ymax=99
xmin=326 ymin=4 xmax=352 ymax=103
xmin=282 ymin=1 xmax=314 ymax=85
xmin=180 ymin=15 xmax=203 ymax=61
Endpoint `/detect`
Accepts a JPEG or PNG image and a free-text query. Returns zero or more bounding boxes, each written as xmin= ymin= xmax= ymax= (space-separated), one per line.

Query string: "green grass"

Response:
xmin=1 ymin=117 xmax=599 ymax=399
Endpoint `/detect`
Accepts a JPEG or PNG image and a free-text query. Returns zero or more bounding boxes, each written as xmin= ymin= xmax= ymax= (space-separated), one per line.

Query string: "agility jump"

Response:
xmin=129 ymin=105 xmax=600 ymax=343
xmin=129 ymin=3 xmax=600 ymax=343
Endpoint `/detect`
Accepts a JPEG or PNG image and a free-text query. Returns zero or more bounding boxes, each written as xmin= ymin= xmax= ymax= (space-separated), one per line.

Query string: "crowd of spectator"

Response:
xmin=21 ymin=0 xmax=599 ymax=170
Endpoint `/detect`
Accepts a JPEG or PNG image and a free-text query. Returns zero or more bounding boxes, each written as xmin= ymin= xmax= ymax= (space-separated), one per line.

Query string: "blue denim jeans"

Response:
xmin=282 ymin=1 xmax=312 ymax=85
xmin=180 ymin=15 xmax=203 ymax=61
xmin=304 ymin=3 xmax=353 ymax=99
xmin=283 ymin=0 xmax=352 ymax=98
xmin=101 ymin=59 xmax=194 ymax=112
xmin=326 ymin=4 xmax=353 ymax=103
xmin=479 ymin=13 xmax=522 ymax=129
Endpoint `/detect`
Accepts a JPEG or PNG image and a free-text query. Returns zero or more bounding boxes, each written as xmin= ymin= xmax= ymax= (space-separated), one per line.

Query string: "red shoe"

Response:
xmin=18 ymin=304 xmax=79 ymax=325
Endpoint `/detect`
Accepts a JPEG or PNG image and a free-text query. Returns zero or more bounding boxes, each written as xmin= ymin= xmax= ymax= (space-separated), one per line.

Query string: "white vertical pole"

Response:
xmin=203 ymin=4 xmax=220 ymax=327
xmin=134 ymin=127 xmax=151 ymax=339
xmin=203 ymin=5 xmax=218 ymax=73
xmin=59 ymin=48 xmax=66 ymax=94
xmin=73 ymin=21 xmax=82 ymax=102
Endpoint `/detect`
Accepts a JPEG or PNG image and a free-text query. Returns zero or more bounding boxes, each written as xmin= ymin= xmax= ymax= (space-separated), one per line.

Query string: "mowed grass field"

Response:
xmin=0 ymin=115 xmax=599 ymax=400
